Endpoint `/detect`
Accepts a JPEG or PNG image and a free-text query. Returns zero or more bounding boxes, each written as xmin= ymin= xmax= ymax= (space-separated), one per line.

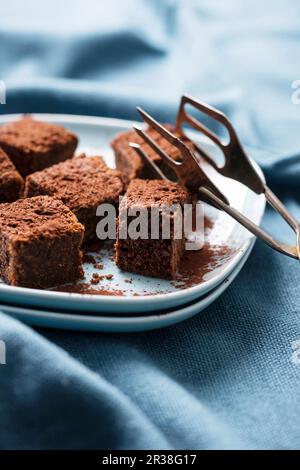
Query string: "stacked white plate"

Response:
xmin=0 ymin=115 xmax=266 ymax=332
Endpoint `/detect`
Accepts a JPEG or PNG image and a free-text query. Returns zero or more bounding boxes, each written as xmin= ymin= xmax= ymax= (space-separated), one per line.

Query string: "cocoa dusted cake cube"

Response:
xmin=25 ymin=155 xmax=123 ymax=241
xmin=0 ymin=116 xmax=78 ymax=177
xmin=0 ymin=147 xmax=23 ymax=202
xmin=111 ymin=125 xmax=195 ymax=186
xmin=115 ymin=179 xmax=189 ymax=279
xmin=0 ymin=196 xmax=84 ymax=288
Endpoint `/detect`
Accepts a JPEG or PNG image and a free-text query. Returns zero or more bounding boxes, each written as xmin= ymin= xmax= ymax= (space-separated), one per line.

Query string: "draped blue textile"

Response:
xmin=0 ymin=0 xmax=300 ymax=449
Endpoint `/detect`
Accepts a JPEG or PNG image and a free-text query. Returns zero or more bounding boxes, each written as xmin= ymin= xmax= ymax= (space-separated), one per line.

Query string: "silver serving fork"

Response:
xmin=131 ymin=104 xmax=300 ymax=260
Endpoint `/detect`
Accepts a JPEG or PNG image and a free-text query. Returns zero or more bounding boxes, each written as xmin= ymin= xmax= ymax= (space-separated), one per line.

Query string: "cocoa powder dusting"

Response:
xmin=172 ymin=243 xmax=236 ymax=288
xmin=91 ymin=273 xmax=101 ymax=285
xmin=51 ymin=216 xmax=237 ymax=296
xmin=56 ymin=283 xmax=124 ymax=296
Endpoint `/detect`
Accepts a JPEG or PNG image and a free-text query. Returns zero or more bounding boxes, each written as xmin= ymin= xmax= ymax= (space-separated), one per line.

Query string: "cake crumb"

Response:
xmin=90 ymin=273 xmax=114 ymax=285
xmin=91 ymin=273 xmax=101 ymax=285
xmin=94 ymin=263 xmax=104 ymax=270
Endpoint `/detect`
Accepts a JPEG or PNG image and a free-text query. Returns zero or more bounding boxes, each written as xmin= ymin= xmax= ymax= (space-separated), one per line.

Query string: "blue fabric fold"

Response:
xmin=1 ymin=0 xmax=300 ymax=449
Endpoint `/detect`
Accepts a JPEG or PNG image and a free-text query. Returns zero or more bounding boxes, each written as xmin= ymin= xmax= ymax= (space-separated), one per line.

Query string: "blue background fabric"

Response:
xmin=0 ymin=0 xmax=300 ymax=450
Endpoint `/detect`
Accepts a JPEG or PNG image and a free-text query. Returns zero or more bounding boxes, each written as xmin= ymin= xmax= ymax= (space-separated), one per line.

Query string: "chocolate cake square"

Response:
xmin=0 ymin=196 xmax=84 ymax=288
xmin=0 ymin=147 xmax=23 ymax=203
xmin=111 ymin=125 xmax=195 ymax=186
xmin=115 ymin=179 xmax=189 ymax=279
xmin=0 ymin=116 xmax=78 ymax=177
xmin=25 ymin=155 xmax=123 ymax=242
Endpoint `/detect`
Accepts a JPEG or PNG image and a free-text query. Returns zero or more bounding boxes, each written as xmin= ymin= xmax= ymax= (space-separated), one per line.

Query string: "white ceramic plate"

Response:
xmin=0 ymin=240 xmax=252 ymax=332
xmin=0 ymin=114 xmax=266 ymax=314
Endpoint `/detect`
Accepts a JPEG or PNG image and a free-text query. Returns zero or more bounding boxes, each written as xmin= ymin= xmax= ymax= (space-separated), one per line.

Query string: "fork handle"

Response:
xmin=199 ymin=187 xmax=300 ymax=260
xmin=264 ymin=186 xmax=300 ymax=232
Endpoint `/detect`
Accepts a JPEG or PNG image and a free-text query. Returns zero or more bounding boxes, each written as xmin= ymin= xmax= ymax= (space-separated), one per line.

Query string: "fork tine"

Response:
xmin=176 ymin=93 xmax=265 ymax=193
xmin=176 ymin=95 xmax=300 ymax=260
xmin=184 ymin=113 xmax=224 ymax=149
xmin=133 ymin=125 xmax=180 ymax=170
xmin=177 ymin=94 xmax=236 ymax=139
xmin=185 ymin=95 xmax=228 ymax=123
xmin=136 ymin=107 xmax=196 ymax=166
xmin=135 ymin=108 xmax=230 ymax=204
xmin=138 ymin=106 xmax=219 ymax=170
xmin=129 ymin=143 xmax=169 ymax=181
xmin=136 ymin=107 xmax=178 ymax=147
xmin=193 ymin=143 xmax=221 ymax=171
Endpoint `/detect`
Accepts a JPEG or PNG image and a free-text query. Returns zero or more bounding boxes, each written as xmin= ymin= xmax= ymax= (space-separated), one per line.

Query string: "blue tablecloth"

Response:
xmin=1 ymin=0 xmax=300 ymax=450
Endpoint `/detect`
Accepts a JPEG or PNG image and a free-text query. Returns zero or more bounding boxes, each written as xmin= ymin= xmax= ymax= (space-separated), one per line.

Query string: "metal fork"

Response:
xmin=131 ymin=104 xmax=300 ymax=260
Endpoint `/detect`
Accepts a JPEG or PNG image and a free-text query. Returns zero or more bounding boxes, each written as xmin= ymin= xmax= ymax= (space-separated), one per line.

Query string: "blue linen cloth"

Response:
xmin=1 ymin=0 xmax=300 ymax=450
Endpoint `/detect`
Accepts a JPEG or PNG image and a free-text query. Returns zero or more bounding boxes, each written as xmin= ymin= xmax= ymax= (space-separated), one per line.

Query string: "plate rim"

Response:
xmin=0 ymin=113 xmax=266 ymax=311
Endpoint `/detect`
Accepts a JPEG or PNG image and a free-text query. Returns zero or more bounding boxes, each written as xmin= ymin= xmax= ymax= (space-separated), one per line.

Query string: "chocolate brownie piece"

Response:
xmin=0 ymin=196 xmax=84 ymax=288
xmin=25 ymin=155 xmax=123 ymax=242
xmin=0 ymin=147 xmax=23 ymax=202
xmin=115 ymin=179 xmax=188 ymax=279
xmin=111 ymin=125 xmax=195 ymax=186
xmin=0 ymin=116 xmax=78 ymax=177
